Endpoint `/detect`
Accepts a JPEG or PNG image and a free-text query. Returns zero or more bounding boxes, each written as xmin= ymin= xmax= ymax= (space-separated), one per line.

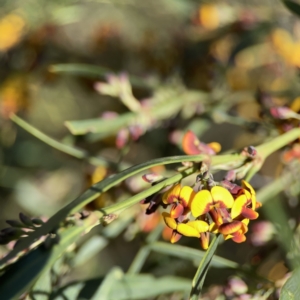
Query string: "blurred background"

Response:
xmin=1 ymin=0 xmax=300 ymax=298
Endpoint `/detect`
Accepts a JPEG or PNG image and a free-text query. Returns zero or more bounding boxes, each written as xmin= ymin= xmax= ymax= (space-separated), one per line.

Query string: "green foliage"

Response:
xmin=280 ymin=267 xmax=300 ymax=299
xmin=2 ymin=1 xmax=300 ymax=299
xmin=282 ymin=0 xmax=300 ymax=18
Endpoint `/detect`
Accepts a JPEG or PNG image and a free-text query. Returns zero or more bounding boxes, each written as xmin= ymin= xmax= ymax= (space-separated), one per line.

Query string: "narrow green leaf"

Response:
xmin=257 ymin=171 xmax=297 ymax=204
xmin=57 ymin=282 xmax=85 ymax=300
xmin=0 ymin=153 xmax=243 ymax=269
xmin=102 ymin=207 xmax=136 ymax=238
xmin=149 ymin=241 xmax=238 ymax=269
xmin=29 ymin=270 xmax=51 ymax=300
xmin=280 ymin=267 xmax=300 ymax=299
xmin=282 ymin=0 xmax=300 ymax=18
xmin=53 ymin=274 xmax=190 ymax=300
xmin=49 ymin=63 xmax=154 ymax=88
xmin=65 ymin=112 xmax=134 ymax=135
xmin=108 ymin=274 xmax=190 ymax=300
xmin=262 ymin=196 xmax=300 ymax=269
xmin=189 ymin=235 xmax=221 ymax=299
xmin=257 ymin=128 xmax=300 ymax=159
xmin=91 ymin=267 xmax=124 ymax=300
xmin=127 ymin=225 xmax=164 ymax=274
xmin=74 ymin=236 xmax=108 ymax=267
xmin=10 ymin=114 xmax=110 ymax=167
xmin=0 ymin=163 xmax=195 ymax=269
xmin=66 ymin=88 xmax=208 ymax=138
xmin=0 ymin=213 xmax=99 ymax=299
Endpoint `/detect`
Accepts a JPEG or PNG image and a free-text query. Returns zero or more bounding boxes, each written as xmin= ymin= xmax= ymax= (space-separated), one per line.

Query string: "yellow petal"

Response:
xmin=200 ymin=232 xmax=210 ymax=250
xmin=162 ymin=184 xmax=181 ymax=204
xmin=209 ymin=222 xmax=218 ymax=233
xmin=177 ymin=223 xmax=200 ymax=238
xmin=242 ymin=180 xmax=255 ymax=195
xmin=207 ymin=142 xmax=221 ymax=153
xmin=179 ymin=186 xmax=196 ymax=207
xmin=186 ymin=220 xmax=209 ymax=233
xmin=224 ymin=234 xmax=233 ymax=240
xmin=242 ymin=180 xmax=256 ymax=209
xmin=162 ymin=212 xmax=177 ymax=230
xmin=242 ymin=218 xmax=249 ymax=226
xmin=231 ymin=195 xmax=247 ymax=219
xmin=244 ymin=190 xmax=252 ymax=200
xmin=211 ymin=186 xmax=234 ymax=208
xmin=190 ymin=190 xmax=213 ymax=217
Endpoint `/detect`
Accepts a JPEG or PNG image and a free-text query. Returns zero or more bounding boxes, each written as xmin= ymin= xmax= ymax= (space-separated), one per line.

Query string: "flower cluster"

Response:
xmin=161 ymin=180 xmax=262 ymax=250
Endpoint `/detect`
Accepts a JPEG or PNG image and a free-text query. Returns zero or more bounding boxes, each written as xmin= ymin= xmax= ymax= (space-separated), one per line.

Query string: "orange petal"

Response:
xmin=182 ymin=130 xmax=201 ymax=155
xmin=162 ymin=212 xmax=177 ymax=230
xmin=211 ymin=186 xmax=234 ymax=208
xmin=216 ymin=207 xmax=232 ymax=224
xmin=218 ymin=221 xmax=242 ymax=235
xmin=170 ymin=203 xmax=184 ymax=218
xmin=191 ymin=190 xmax=213 ymax=217
xmin=162 ymin=184 xmax=181 ymax=205
xmin=200 ymin=232 xmax=210 ymax=250
xmin=256 ymin=201 xmax=262 ymax=209
xmin=232 ymin=232 xmax=246 ymax=243
xmin=241 ymin=208 xmax=259 ymax=220
xmin=177 ymin=223 xmax=200 ymax=238
xmin=179 ymin=186 xmax=196 ymax=207
xmin=170 ymin=231 xmax=182 ymax=243
xmin=231 ymin=195 xmax=247 ymax=219
xmin=186 ymin=220 xmax=209 ymax=233
xmin=240 ymin=221 xmax=248 ymax=234
xmin=209 ymin=208 xmax=224 ymax=226
xmin=162 ymin=226 xmax=173 ymax=241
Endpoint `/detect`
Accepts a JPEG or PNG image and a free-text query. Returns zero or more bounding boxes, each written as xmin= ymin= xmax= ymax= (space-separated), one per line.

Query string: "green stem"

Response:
xmin=10 ymin=114 xmax=111 ymax=167
xmin=189 ymin=235 xmax=221 ymax=300
xmin=104 ymin=166 xmax=197 ymax=214
xmin=245 ymin=128 xmax=300 ymax=181
xmin=257 ymin=128 xmax=300 ymax=158
xmin=127 ymin=225 xmax=163 ymax=274
xmin=257 ymin=170 xmax=299 ymax=204
xmin=0 ymin=151 xmax=244 ymax=268
xmin=49 ymin=63 xmax=156 ymax=89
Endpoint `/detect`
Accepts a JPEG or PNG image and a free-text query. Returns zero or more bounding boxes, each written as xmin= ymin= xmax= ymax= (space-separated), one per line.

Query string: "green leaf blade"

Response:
xmin=280 ymin=267 xmax=300 ymax=300
xmin=282 ymin=0 xmax=300 ymax=18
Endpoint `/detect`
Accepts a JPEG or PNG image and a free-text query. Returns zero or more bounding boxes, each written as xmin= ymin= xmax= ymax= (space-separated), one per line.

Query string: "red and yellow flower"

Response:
xmin=182 ymin=130 xmax=221 ymax=156
xmin=162 ymin=184 xmax=195 ymax=219
xmin=191 ymin=186 xmax=234 ymax=226
xmin=162 ymin=212 xmax=209 ymax=245
xmin=161 ymin=180 xmax=261 ymax=250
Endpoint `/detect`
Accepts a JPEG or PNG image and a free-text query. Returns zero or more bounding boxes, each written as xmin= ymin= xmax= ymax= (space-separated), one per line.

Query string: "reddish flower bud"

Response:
xmin=116 ymin=128 xmax=129 ymax=149
xmin=270 ymin=107 xmax=300 ymax=120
